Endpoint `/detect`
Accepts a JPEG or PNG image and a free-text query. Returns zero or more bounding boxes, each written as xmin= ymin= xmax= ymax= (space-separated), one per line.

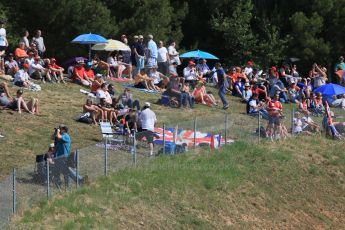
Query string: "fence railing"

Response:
xmin=1 ymin=107 xmax=342 ymax=228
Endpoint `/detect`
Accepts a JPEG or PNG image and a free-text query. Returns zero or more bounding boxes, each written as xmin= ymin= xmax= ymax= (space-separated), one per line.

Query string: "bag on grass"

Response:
xmin=75 ymin=112 xmax=93 ymax=124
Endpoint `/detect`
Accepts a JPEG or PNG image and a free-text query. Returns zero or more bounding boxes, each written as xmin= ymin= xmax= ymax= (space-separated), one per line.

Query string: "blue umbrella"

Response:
xmin=314 ymin=83 xmax=345 ymax=95
xmin=180 ymin=50 xmax=219 ymax=60
xmin=71 ymin=33 xmax=108 ymax=60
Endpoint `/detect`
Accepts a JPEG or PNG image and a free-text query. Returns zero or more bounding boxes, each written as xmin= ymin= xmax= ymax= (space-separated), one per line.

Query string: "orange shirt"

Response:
xmin=85 ymin=69 xmax=95 ymax=80
xmin=14 ymin=48 xmax=28 ymax=59
xmin=267 ymin=100 xmax=282 ymax=117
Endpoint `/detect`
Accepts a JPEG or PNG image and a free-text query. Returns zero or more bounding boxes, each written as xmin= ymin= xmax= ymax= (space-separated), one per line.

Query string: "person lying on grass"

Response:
xmin=0 ymin=89 xmax=39 ymax=115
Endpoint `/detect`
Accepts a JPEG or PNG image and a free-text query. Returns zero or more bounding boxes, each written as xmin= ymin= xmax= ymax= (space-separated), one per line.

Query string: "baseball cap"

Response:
xmin=138 ymin=35 xmax=143 ymax=39
xmin=59 ymin=124 xmax=69 ymax=132
xmin=22 ymin=63 xmax=29 ymax=69
xmin=96 ymin=73 xmax=103 ymax=78
xmin=188 ymin=60 xmax=195 ymax=65
xmin=144 ymin=102 xmax=151 ymax=107
xmin=246 ymin=61 xmax=253 ymax=66
xmin=133 ymin=35 xmax=139 ymax=39
xmin=148 ymin=34 xmax=153 ymax=39
xmin=49 ymin=143 xmax=55 ymax=148
xmin=244 ymin=82 xmax=250 ymax=87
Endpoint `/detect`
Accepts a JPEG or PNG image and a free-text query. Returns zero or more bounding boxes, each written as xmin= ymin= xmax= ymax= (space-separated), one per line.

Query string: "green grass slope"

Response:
xmin=9 ymin=137 xmax=345 ymax=229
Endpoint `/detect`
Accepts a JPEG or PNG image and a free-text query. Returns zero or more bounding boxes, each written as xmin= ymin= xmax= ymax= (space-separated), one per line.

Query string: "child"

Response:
xmin=46 ymin=143 xmax=55 ymax=164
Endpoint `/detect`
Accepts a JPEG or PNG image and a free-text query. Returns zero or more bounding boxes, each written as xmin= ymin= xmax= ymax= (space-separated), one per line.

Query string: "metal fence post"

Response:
xmin=104 ymin=136 xmax=108 ymax=176
xmin=291 ymin=108 xmax=295 ymax=137
xmin=46 ymin=160 xmax=50 ymax=199
xmin=258 ymin=111 xmax=261 ymax=143
xmin=224 ymin=114 xmax=228 ymax=145
xmin=76 ymin=149 xmax=79 ymax=188
xmin=193 ymin=117 xmax=197 ymax=148
xmin=12 ymin=168 xmax=16 ymax=214
xmin=163 ymin=124 xmax=166 ymax=155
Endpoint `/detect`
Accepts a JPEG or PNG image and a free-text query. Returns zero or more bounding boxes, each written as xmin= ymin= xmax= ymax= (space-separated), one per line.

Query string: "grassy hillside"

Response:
xmin=8 ymin=137 xmax=345 ymax=229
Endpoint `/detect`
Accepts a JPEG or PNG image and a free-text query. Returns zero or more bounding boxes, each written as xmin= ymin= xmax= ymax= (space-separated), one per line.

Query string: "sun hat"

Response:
xmin=49 ymin=143 xmax=55 ymax=148
xmin=144 ymin=102 xmax=151 ymax=107
xmin=244 ymin=82 xmax=250 ymax=87
xmin=138 ymin=35 xmax=143 ymax=39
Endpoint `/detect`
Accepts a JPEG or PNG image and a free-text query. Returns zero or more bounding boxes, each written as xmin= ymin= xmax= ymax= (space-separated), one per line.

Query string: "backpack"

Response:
xmin=76 ymin=112 xmax=93 ymax=124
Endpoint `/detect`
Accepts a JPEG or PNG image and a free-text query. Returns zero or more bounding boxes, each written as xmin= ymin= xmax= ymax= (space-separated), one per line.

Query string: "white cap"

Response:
xmin=244 ymin=82 xmax=250 ymax=87
xmin=144 ymin=102 xmax=151 ymax=107
xmin=49 ymin=143 xmax=55 ymax=148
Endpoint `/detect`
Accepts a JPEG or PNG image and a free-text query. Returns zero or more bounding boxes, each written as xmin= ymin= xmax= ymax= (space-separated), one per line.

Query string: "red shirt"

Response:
xmin=267 ymin=100 xmax=282 ymax=117
xmin=252 ymin=87 xmax=265 ymax=95
xmin=85 ymin=69 xmax=95 ymax=80
xmin=48 ymin=63 xmax=61 ymax=71
xmin=72 ymin=66 xmax=85 ymax=81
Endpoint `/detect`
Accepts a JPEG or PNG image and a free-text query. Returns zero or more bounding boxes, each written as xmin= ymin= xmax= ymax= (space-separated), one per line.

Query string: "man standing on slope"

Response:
xmin=138 ymin=102 xmax=157 ymax=157
xmin=146 ymin=34 xmax=158 ymax=69
xmin=215 ymin=62 xmax=229 ymax=109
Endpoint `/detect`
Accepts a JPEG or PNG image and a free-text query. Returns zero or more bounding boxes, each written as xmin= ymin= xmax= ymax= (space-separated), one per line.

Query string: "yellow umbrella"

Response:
xmin=91 ymin=39 xmax=130 ymax=51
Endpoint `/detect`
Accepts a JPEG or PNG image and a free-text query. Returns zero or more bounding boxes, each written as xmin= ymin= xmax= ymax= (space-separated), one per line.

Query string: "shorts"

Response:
xmin=268 ymin=116 xmax=281 ymax=125
xmin=7 ymin=101 xmax=18 ymax=110
xmin=134 ymin=82 xmax=146 ymax=89
xmin=136 ymin=129 xmax=155 ymax=144
xmin=0 ymin=46 xmax=6 ymax=51
xmin=14 ymin=81 xmax=24 ymax=87
xmin=147 ymin=57 xmax=157 ymax=68
xmin=74 ymin=79 xmax=90 ymax=86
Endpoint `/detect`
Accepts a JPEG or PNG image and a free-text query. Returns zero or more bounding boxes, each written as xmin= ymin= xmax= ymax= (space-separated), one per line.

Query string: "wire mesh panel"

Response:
xmin=0 ymin=173 xmax=13 ymax=229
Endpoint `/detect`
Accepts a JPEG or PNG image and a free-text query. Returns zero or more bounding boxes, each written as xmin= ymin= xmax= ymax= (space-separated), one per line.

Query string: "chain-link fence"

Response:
xmin=1 ymin=107 xmax=344 ymax=228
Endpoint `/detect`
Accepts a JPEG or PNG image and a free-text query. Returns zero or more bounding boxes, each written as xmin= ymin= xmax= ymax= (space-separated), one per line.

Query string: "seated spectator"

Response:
xmin=297 ymin=78 xmax=312 ymax=99
xmin=13 ymin=63 xmax=33 ymax=87
xmin=27 ymin=41 xmax=39 ymax=56
xmin=134 ymin=69 xmax=156 ymax=90
xmin=327 ymin=94 xmax=345 ymax=110
xmin=108 ymin=84 xmax=116 ymax=97
xmin=165 ymin=74 xmax=190 ymax=108
xmin=241 ymin=82 xmax=252 ymax=102
xmin=232 ymin=78 xmax=245 ymax=97
xmin=14 ymin=42 xmax=28 ymax=63
xmin=288 ymin=81 xmax=301 ymax=103
xmin=243 ymin=61 xmax=254 ymax=79
xmin=72 ymin=60 xmax=91 ymax=86
xmin=251 ymin=83 xmax=267 ymax=100
xmin=192 ymin=82 xmax=217 ymax=107
xmin=98 ymin=98 xmax=118 ymax=126
xmin=246 ymin=93 xmax=269 ymax=119
xmin=47 ymin=58 xmax=65 ymax=83
xmin=196 ymin=59 xmax=211 ymax=80
xmin=269 ymin=79 xmax=289 ymax=103
xmin=118 ymin=88 xmax=140 ymax=110
xmin=183 ymin=60 xmax=201 ymax=88
xmin=292 ymin=112 xmax=304 ymax=134
xmin=180 ymin=82 xmax=194 ymax=108
xmin=96 ymin=83 xmax=113 ymax=105
xmin=0 ymin=89 xmax=39 ymax=114
xmin=29 ymin=56 xmax=51 ymax=83
xmin=310 ymin=92 xmax=325 ymax=115
xmin=83 ymin=98 xmax=104 ymax=124
xmin=300 ymin=113 xmax=320 ymax=133
xmin=107 ymin=51 xmax=125 ymax=78
xmin=293 ymin=112 xmax=320 ymax=135
xmin=148 ymin=66 xmax=166 ymax=91
xmin=298 ymin=96 xmax=311 ymax=116
xmin=92 ymin=54 xmax=111 ymax=78
xmin=279 ymin=63 xmax=294 ymax=86
xmin=4 ymin=53 xmax=18 ymax=76
xmin=45 ymin=143 xmax=55 ymax=164
xmin=91 ymin=74 xmax=104 ymax=94
xmin=84 ymin=62 xmax=95 ymax=82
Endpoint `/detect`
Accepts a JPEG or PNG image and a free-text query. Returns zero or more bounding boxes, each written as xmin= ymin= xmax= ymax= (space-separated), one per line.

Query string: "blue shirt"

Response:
xmin=133 ymin=42 xmax=145 ymax=56
xmin=55 ymin=133 xmax=71 ymax=158
xmin=147 ymin=40 xmax=158 ymax=59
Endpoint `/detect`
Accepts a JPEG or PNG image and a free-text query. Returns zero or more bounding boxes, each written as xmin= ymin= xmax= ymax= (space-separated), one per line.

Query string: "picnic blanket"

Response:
xmin=123 ymin=83 xmax=160 ymax=94
xmin=109 ymin=77 xmax=133 ymax=83
xmin=153 ymin=127 xmax=234 ymax=148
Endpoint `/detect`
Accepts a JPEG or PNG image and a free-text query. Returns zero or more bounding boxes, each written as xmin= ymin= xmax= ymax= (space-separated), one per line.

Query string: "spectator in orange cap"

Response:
xmin=48 ymin=58 xmax=65 ymax=83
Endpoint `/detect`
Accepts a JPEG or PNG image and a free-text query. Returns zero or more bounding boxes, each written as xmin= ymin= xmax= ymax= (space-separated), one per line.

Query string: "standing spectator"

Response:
xmin=168 ymin=41 xmax=181 ymax=65
xmin=243 ymin=61 xmax=254 ymax=79
xmin=120 ymin=34 xmax=133 ymax=79
xmin=266 ymin=94 xmax=283 ymax=140
xmin=138 ymin=102 xmax=157 ymax=156
xmin=4 ymin=53 xmax=18 ymax=76
xmin=157 ymin=41 xmax=169 ymax=75
xmin=133 ymin=35 xmax=145 ymax=75
xmin=20 ymin=29 xmax=30 ymax=49
xmin=52 ymin=125 xmax=71 ymax=188
xmin=335 ymin=56 xmax=345 ymax=72
xmin=32 ymin=30 xmax=46 ymax=57
xmin=146 ymin=34 xmax=158 ymax=68
xmin=215 ymin=62 xmax=229 ymax=109
xmin=311 ymin=63 xmax=327 ymax=89
xmin=130 ymin=35 xmax=138 ymax=73
xmin=0 ymin=19 xmax=8 ymax=74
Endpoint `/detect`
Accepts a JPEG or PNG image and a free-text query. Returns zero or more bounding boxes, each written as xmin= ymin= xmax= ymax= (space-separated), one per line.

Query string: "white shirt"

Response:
xmin=107 ymin=56 xmax=118 ymax=66
xmin=139 ymin=108 xmax=156 ymax=131
xmin=29 ymin=62 xmax=45 ymax=75
xmin=0 ymin=28 xmax=6 ymax=46
xmin=96 ymin=89 xmax=112 ymax=104
xmin=20 ymin=37 xmax=29 ymax=48
xmin=183 ymin=66 xmax=197 ymax=80
xmin=168 ymin=45 xmax=181 ymax=65
xmin=301 ymin=116 xmax=313 ymax=129
xmin=244 ymin=67 xmax=253 ymax=76
xmin=14 ymin=69 xmax=29 ymax=83
xmin=5 ymin=60 xmax=18 ymax=69
xmin=32 ymin=36 xmax=45 ymax=52
xmin=157 ymin=47 xmax=168 ymax=63
xmin=149 ymin=71 xmax=161 ymax=84
xmin=248 ymin=100 xmax=258 ymax=113
xmin=293 ymin=118 xmax=303 ymax=133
